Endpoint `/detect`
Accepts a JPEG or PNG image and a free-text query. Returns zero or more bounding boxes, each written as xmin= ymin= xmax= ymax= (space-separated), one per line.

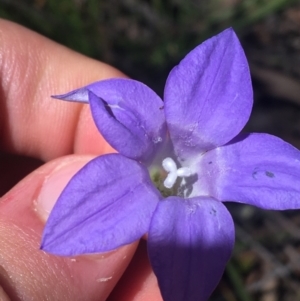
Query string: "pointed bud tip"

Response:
xmin=51 ymin=88 xmax=89 ymax=103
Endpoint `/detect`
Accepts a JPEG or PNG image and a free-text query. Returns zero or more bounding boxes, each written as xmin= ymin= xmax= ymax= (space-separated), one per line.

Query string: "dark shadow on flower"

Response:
xmin=102 ymin=99 xmax=116 ymax=118
xmin=176 ymin=173 xmax=199 ymax=198
xmin=149 ymin=233 xmax=231 ymax=301
xmin=224 ymin=132 xmax=251 ymax=146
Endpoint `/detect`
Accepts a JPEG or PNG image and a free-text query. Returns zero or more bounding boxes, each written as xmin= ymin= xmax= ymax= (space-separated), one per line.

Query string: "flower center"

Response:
xmin=162 ymin=157 xmax=192 ymax=189
xmin=150 ymin=156 xmax=192 ymax=198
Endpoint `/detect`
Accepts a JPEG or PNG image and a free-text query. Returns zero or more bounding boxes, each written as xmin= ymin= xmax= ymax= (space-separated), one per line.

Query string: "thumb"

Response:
xmin=0 ymin=155 xmax=137 ymax=301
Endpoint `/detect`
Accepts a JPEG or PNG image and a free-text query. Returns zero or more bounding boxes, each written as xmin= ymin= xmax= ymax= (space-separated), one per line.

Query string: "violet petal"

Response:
xmin=41 ymin=154 xmax=160 ymax=255
xmin=148 ymin=196 xmax=234 ymax=301
xmin=196 ymin=133 xmax=300 ymax=210
xmin=164 ymin=28 xmax=252 ymax=160
xmin=53 ymin=79 xmax=166 ymax=163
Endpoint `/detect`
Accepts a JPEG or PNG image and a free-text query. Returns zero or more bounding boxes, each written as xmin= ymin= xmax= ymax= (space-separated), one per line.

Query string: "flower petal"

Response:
xmin=148 ymin=196 xmax=234 ymax=301
xmin=53 ymin=79 xmax=166 ymax=163
xmin=41 ymin=154 xmax=160 ymax=255
xmin=164 ymin=28 xmax=252 ymax=160
xmin=196 ymin=133 xmax=300 ymax=209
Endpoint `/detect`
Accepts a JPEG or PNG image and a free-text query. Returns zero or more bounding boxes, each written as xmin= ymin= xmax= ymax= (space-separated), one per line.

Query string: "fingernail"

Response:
xmin=35 ymin=157 xmax=92 ymax=222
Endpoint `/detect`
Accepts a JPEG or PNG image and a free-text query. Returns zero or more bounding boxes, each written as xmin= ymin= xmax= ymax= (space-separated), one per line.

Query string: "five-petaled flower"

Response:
xmin=41 ymin=28 xmax=300 ymax=301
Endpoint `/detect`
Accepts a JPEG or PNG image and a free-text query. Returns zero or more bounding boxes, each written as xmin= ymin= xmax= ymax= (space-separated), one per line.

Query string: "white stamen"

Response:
xmin=162 ymin=157 xmax=192 ymax=189
xmin=177 ymin=167 xmax=192 ymax=177
xmin=164 ymin=172 xmax=177 ymax=189
xmin=162 ymin=157 xmax=177 ymax=173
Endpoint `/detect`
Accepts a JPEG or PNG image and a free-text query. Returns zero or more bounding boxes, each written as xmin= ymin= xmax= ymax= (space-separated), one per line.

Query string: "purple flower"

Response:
xmin=41 ymin=28 xmax=300 ymax=301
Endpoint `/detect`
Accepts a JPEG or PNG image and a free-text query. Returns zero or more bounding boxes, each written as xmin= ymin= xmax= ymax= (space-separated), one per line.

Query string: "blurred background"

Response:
xmin=1 ymin=0 xmax=300 ymax=300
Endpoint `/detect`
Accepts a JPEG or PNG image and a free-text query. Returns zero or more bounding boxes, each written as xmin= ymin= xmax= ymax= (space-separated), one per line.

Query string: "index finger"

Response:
xmin=0 ymin=19 xmax=124 ymax=161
